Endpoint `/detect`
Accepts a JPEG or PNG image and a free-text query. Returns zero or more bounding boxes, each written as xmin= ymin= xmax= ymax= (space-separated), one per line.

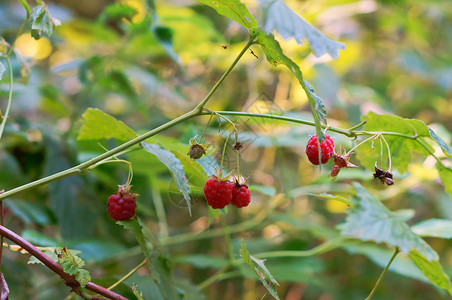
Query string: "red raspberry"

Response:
xmin=306 ymin=134 xmax=334 ymax=165
xmin=203 ymin=178 xmax=234 ymax=209
xmin=107 ymin=194 xmax=137 ymax=221
xmin=231 ymin=184 xmax=251 ymax=208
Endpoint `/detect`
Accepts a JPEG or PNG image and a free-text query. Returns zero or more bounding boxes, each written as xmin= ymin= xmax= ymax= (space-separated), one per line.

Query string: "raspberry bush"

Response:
xmin=0 ymin=0 xmax=451 ymax=299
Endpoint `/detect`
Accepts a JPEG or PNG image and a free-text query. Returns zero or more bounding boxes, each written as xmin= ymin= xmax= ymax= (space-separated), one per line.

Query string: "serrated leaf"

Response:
xmin=142 ymin=142 xmax=192 ymax=214
xmin=256 ymin=31 xmax=325 ymax=142
xmin=0 ymin=62 xmax=5 ymax=81
xmin=408 ymin=250 xmax=452 ymax=296
xmin=429 ymin=128 xmax=452 ymax=156
xmin=194 ymin=0 xmax=257 ymax=31
xmin=437 ymin=164 xmax=452 ymax=200
xmin=412 ymin=219 xmax=452 ymax=239
xmin=30 ymin=2 xmax=60 ymax=40
xmin=240 ymin=239 xmax=280 ymax=300
xmin=77 ymin=108 xmax=137 ymax=141
xmin=259 ymin=0 xmax=345 ymax=59
xmin=57 ymin=248 xmax=91 ymax=288
xmin=356 ymin=112 xmax=432 ymax=173
xmin=341 ymin=183 xmax=438 ymax=261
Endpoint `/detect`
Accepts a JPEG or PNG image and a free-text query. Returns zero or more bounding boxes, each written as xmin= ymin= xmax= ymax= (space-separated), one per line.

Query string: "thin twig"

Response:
xmin=0 ymin=225 xmax=127 ymax=300
xmin=365 ymin=247 xmax=400 ymax=300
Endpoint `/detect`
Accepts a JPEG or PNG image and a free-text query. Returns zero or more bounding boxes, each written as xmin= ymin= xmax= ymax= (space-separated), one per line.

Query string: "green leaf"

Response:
xmin=412 ymin=219 xmax=452 ymax=239
xmin=437 ymin=164 xmax=452 ymax=200
xmin=341 ymin=183 xmax=438 ymax=261
xmin=344 ymin=244 xmax=429 ymax=283
xmin=240 ymin=239 xmax=280 ymax=300
xmin=0 ymin=61 xmax=5 ymax=81
xmin=194 ymin=0 xmax=257 ymax=31
xmin=142 ymin=142 xmax=192 ymax=214
xmin=102 ymin=3 xmax=137 ymax=22
xmin=408 ymin=250 xmax=452 ymax=296
xmin=57 ymin=248 xmax=91 ymax=288
xmin=117 ymin=218 xmax=152 ymax=261
xmin=356 ymin=112 xmax=433 ymax=173
xmin=259 ymin=0 xmax=345 ymax=59
xmin=256 ymin=31 xmax=325 ymax=141
xmin=77 ymin=108 xmax=137 ymax=141
xmin=310 ymin=193 xmax=353 ymax=207
xmin=31 ymin=2 xmax=60 ymax=40
xmin=429 ymin=128 xmax=452 ymax=156
xmin=18 ymin=0 xmax=31 ymax=16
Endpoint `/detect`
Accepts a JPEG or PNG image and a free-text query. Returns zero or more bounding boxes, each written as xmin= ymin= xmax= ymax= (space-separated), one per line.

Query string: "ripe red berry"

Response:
xmin=231 ymin=184 xmax=251 ymax=208
xmin=107 ymin=194 xmax=137 ymax=221
xmin=306 ymin=134 xmax=334 ymax=165
xmin=203 ymin=178 xmax=234 ymax=209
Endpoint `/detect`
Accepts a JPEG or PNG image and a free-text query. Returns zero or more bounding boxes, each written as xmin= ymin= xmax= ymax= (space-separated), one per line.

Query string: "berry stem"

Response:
xmin=236 ymin=148 xmax=240 ymax=179
xmin=220 ymin=131 xmax=234 ymax=173
xmin=365 ymin=247 xmax=400 ymax=300
xmin=107 ymin=258 xmax=148 ymax=291
xmin=199 ymin=112 xmax=215 ymax=143
xmin=381 ymin=135 xmax=392 ymax=172
xmin=346 ymin=133 xmax=380 ymax=155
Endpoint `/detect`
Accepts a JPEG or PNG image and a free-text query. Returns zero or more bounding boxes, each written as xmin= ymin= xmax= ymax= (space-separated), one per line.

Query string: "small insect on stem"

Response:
xmin=250 ymin=50 xmax=258 ymax=59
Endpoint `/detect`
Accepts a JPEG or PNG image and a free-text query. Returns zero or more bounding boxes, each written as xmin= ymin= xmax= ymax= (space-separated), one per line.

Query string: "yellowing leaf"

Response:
xmin=77 ymin=108 xmax=137 ymax=141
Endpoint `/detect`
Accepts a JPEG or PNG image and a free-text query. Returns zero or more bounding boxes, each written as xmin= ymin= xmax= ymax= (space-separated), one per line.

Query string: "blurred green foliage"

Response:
xmin=0 ymin=0 xmax=452 ymax=299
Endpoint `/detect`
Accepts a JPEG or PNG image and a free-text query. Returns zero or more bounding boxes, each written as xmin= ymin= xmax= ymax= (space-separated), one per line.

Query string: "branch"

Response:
xmin=0 ymin=225 xmax=127 ymax=300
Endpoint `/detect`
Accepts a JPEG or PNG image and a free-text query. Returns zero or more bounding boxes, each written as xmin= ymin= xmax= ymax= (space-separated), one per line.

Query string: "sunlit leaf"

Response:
xmin=356 ymin=112 xmax=433 ymax=173
xmin=57 ymin=248 xmax=91 ymax=288
xmin=101 ymin=3 xmax=137 ymax=22
xmin=412 ymin=219 xmax=452 ymax=239
xmin=240 ymin=239 xmax=280 ymax=300
xmin=256 ymin=30 xmax=325 ymax=141
xmin=437 ymin=164 xmax=452 ymax=200
xmin=142 ymin=142 xmax=192 ymax=214
xmin=194 ymin=0 xmax=257 ymax=31
xmin=408 ymin=250 xmax=452 ymax=296
xmin=77 ymin=108 xmax=137 ymax=141
xmin=341 ymin=183 xmax=438 ymax=261
xmin=259 ymin=0 xmax=345 ymax=59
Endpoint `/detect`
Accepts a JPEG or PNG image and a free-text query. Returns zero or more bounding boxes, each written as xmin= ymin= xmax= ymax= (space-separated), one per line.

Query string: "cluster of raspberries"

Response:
xmin=203 ymin=178 xmax=251 ymax=209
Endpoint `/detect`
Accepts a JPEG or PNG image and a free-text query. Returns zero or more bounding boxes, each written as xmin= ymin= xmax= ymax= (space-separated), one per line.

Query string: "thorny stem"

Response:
xmin=365 ymin=247 xmax=400 ymax=300
xmin=0 ymin=225 xmax=127 ymax=300
xmin=107 ymin=258 xmax=148 ymax=291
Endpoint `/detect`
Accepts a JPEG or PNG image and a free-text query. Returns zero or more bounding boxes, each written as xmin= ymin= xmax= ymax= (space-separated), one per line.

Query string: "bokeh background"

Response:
xmin=0 ymin=0 xmax=451 ymax=299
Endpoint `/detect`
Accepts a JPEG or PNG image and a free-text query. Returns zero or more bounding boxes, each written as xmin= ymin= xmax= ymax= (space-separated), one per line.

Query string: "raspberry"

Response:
xmin=231 ymin=184 xmax=251 ymax=208
xmin=306 ymin=134 xmax=334 ymax=165
xmin=107 ymin=192 xmax=137 ymax=221
xmin=203 ymin=178 xmax=234 ymax=209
